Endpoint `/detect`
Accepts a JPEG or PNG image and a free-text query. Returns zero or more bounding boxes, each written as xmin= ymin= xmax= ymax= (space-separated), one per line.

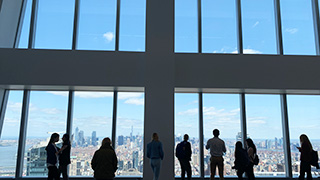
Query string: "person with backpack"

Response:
xmin=246 ymin=138 xmax=257 ymax=180
xmin=297 ymin=134 xmax=313 ymax=180
xmin=176 ymin=134 xmax=192 ymax=180
xmin=232 ymin=141 xmax=249 ymax=180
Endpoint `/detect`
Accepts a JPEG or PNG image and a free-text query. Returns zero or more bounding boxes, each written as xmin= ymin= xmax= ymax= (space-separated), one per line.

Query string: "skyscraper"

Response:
xmin=118 ymin=135 xmax=124 ymax=146
xmin=92 ymin=131 xmax=97 ymax=146
xmin=133 ymin=151 xmax=139 ymax=169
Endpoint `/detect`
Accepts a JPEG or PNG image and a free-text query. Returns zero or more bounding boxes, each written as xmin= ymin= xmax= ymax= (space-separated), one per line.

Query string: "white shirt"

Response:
xmin=206 ymin=137 xmax=226 ymax=157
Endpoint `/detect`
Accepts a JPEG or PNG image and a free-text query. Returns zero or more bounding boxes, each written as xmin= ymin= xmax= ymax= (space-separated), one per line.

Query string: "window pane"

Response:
xmin=175 ymin=0 xmax=198 ymax=53
xmin=203 ymin=94 xmax=241 ymax=177
xmin=34 ymin=0 xmax=75 ymax=49
xmin=17 ymin=0 xmax=32 ymax=48
xmin=287 ymin=95 xmax=320 ymax=177
xmin=119 ymin=0 xmax=146 ymax=52
xmin=202 ymin=0 xmax=238 ymax=53
xmin=77 ymin=0 xmax=117 ymax=51
xmin=24 ymin=91 xmax=68 ymax=177
xmin=242 ymin=0 xmax=277 ymax=54
xmin=115 ymin=92 xmax=144 ymax=176
xmin=246 ymin=95 xmax=285 ymax=177
xmin=71 ymin=91 xmax=113 ymax=176
xmin=0 ymin=91 xmax=23 ymax=176
xmin=280 ymin=0 xmax=316 ymax=55
xmin=175 ymin=93 xmax=200 ymax=177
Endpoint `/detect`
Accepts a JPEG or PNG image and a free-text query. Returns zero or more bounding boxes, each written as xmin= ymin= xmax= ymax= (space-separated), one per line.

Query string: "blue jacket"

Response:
xmin=147 ymin=140 xmax=164 ymax=160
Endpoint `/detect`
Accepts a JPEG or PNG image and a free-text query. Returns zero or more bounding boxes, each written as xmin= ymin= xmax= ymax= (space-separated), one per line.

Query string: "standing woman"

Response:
xmin=246 ymin=138 xmax=256 ymax=180
xmin=58 ymin=134 xmax=71 ymax=180
xmin=297 ymin=134 xmax=313 ymax=180
xmin=46 ymin=133 xmax=60 ymax=180
xmin=233 ymin=141 xmax=249 ymax=180
xmin=147 ymin=133 xmax=164 ymax=180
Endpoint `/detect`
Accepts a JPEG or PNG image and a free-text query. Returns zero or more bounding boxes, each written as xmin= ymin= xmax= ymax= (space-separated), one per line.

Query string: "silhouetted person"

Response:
xmin=147 ymin=133 xmax=164 ymax=180
xmin=297 ymin=134 xmax=313 ymax=180
xmin=46 ymin=133 xmax=60 ymax=180
xmin=233 ymin=141 xmax=249 ymax=180
xmin=246 ymin=138 xmax=256 ymax=180
xmin=176 ymin=134 xmax=192 ymax=180
xmin=91 ymin=138 xmax=118 ymax=180
xmin=206 ymin=129 xmax=226 ymax=180
xmin=58 ymin=134 xmax=71 ymax=180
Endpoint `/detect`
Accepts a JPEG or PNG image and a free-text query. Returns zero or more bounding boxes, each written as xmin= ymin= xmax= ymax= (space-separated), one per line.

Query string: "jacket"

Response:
xmin=147 ymin=140 xmax=164 ymax=160
xmin=46 ymin=143 xmax=59 ymax=166
xmin=59 ymin=141 xmax=71 ymax=165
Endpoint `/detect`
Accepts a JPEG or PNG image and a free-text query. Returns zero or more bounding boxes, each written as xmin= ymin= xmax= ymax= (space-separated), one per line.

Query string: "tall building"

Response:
xmin=118 ymin=135 xmax=124 ymax=146
xmin=92 ymin=131 xmax=97 ymax=146
xmin=132 ymin=151 xmax=139 ymax=169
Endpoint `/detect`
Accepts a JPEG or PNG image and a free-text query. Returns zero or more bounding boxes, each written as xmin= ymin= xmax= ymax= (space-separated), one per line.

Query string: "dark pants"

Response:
xmin=59 ymin=165 xmax=69 ymax=180
xmin=48 ymin=166 xmax=60 ymax=180
xmin=246 ymin=163 xmax=255 ymax=180
xmin=299 ymin=161 xmax=312 ymax=180
xmin=179 ymin=158 xmax=192 ymax=180
xmin=236 ymin=168 xmax=245 ymax=180
xmin=210 ymin=156 xmax=224 ymax=180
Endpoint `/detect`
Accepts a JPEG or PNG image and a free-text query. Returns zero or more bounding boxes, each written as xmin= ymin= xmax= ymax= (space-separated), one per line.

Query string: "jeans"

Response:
xmin=210 ymin=156 xmax=224 ymax=180
xmin=179 ymin=158 xmax=192 ymax=180
xmin=150 ymin=158 xmax=162 ymax=180
xmin=299 ymin=161 xmax=312 ymax=180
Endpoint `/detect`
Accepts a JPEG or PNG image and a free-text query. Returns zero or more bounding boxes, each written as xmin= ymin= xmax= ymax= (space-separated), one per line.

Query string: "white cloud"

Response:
xmin=124 ymin=98 xmax=144 ymax=106
xmin=41 ymin=108 xmax=64 ymax=115
xmin=178 ymin=108 xmax=198 ymax=116
xmin=285 ymin=28 xmax=298 ymax=34
xmin=47 ymin=91 xmax=144 ymax=100
xmin=75 ymin=92 xmax=113 ymax=98
xmin=247 ymin=117 xmax=267 ymax=124
xmin=46 ymin=91 xmax=68 ymax=97
xmin=103 ymin=32 xmax=115 ymax=43
xmin=232 ymin=49 xmax=262 ymax=54
xmin=7 ymin=102 xmax=22 ymax=112
xmin=252 ymin=21 xmax=259 ymax=28
xmin=118 ymin=93 xmax=143 ymax=100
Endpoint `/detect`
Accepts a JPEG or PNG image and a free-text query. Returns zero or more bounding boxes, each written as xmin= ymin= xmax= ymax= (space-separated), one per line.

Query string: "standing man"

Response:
xmin=176 ymin=134 xmax=192 ymax=180
xmin=206 ymin=129 xmax=226 ymax=180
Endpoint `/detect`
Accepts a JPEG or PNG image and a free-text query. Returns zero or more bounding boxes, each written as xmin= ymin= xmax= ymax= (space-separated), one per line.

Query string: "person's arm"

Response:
xmin=186 ymin=142 xmax=192 ymax=158
xmin=147 ymin=143 xmax=151 ymax=159
xmin=113 ymin=151 xmax=118 ymax=172
xmin=222 ymin=141 xmax=226 ymax=153
xmin=248 ymin=147 xmax=254 ymax=161
xmin=205 ymin=140 xmax=210 ymax=150
xmin=159 ymin=142 xmax=164 ymax=160
xmin=57 ymin=145 xmax=68 ymax=154
xmin=91 ymin=152 xmax=97 ymax=170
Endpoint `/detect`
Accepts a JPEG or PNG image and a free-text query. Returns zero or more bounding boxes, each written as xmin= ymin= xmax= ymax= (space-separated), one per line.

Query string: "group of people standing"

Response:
xmin=45 ymin=131 xmax=317 ymax=180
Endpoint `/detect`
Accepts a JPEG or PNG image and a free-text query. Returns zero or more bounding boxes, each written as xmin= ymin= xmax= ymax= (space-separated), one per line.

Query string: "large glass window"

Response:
xmin=202 ymin=0 xmax=238 ymax=53
xmin=175 ymin=0 xmax=198 ymax=53
xmin=203 ymin=94 xmax=241 ymax=177
xmin=241 ymin=0 xmax=277 ymax=54
xmin=76 ymin=0 xmax=117 ymax=51
xmin=287 ymin=95 xmax=320 ymax=177
xmin=0 ymin=91 xmax=23 ymax=177
xmin=175 ymin=93 xmax=200 ymax=177
xmin=119 ymin=0 xmax=146 ymax=52
xmin=23 ymin=91 xmax=68 ymax=177
xmin=34 ymin=0 xmax=75 ymax=49
xmin=17 ymin=0 xmax=32 ymax=48
xmin=71 ymin=91 xmax=113 ymax=176
xmin=280 ymin=0 xmax=316 ymax=55
xmin=115 ymin=92 xmax=144 ymax=176
xmin=246 ymin=94 xmax=285 ymax=177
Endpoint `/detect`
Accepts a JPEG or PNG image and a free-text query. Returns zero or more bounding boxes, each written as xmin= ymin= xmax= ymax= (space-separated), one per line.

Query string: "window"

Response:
xmin=280 ymin=0 xmax=316 ymax=55
xmin=115 ymin=92 xmax=144 ymax=176
xmin=287 ymin=95 xmax=320 ymax=177
xmin=17 ymin=0 xmax=32 ymax=48
xmin=34 ymin=0 xmax=75 ymax=49
xmin=246 ymin=94 xmax=285 ymax=177
xmin=0 ymin=91 xmax=23 ymax=177
xmin=76 ymin=0 xmax=117 ymax=51
xmin=241 ymin=0 xmax=277 ymax=54
xmin=23 ymin=91 xmax=68 ymax=177
xmin=202 ymin=0 xmax=238 ymax=53
xmin=203 ymin=94 xmax=241 ymax=177
xmin=71 ymin=91 xmax=113 ymax=176
xmin=119 ymin=0 xmax=146 ymax=51
xmin=175 ymin=0 xmax=198 ymax=53
xmin=175 ymin=93 xmax=200 ymax=176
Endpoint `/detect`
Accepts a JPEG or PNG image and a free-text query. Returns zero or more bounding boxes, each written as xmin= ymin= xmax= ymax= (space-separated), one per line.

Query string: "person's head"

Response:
xmin=184 ymin=134 xmax=189 ymax=141
xmin=62 ymin=134 xmax=70 ymax=143
xmin=300 ymin=134 xmax=313 ymax=150
xmin=246 ymin=138 xmax=256 ymax=153
xmin=152 ymin=133 xmax=159 ymax=141
xmin=102 ymin=137 xmax=111 ymax=147
xmin=49 ymin=133 xmax=60 ymax=144
xmin=213 ymin=129 xmax=219 ymax=137
xmin=235 ymin=141 xmax=243 ymax=150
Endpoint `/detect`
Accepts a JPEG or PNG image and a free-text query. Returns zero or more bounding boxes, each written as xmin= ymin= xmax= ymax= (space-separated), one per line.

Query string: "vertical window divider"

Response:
xmin=15 ymin=90 xmax=30 ymax=178
xmin=13 ymin=0 xmax=27 ymax=48
xmin=274 ymin=0 xmax=284 ymax=55
xmin=66 ymin=90 xmax=74 ymax=137
xmin=236 ymin=0 xmax=243 ymax=54
xmin=115 ymin=0 xmax=121 ymax=51
xmin=280 ymin=94 xmax=292 ymax=178
xmin=312 ymin=0 xmax=320 ymax=55
xmin=199 ymin=92 xmax=204 ymax=179
xmin=197 ymin=0 xmax=202 ymax=53
xmin=72 ymin=0 xmax=80 ymax=50
xmin=240 ymin=93 xmax=247 ymax=146
xmin=0 ymin=90 xmax=9 ymax=138
xmin=28 ymin=0 xmax=38 ymax=49
xmin=112 ymin=91 xmax=118 ymax=148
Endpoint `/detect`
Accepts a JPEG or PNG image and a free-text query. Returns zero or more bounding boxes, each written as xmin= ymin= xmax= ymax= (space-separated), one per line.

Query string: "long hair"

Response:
xmin=235 ymin=141 xmax=243 ymax=156
xmin=246 ymin=138 xmax=257 ymax=154
xmin=300 ymin=134 xmax=313 ymax=151
xmin=152 ymin=133 xmax=159 ymax=141
xmin=62 ymin=134 xmax=70 ymax=145
xmin=46 ymin=133 xmax=59 ymax=151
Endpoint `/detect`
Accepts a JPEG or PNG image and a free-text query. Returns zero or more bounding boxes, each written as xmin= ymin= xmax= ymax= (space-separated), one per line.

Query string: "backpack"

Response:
xmin=311 ymin=150 xmax=320 ymax=169
xmin=175 ymin=142 xmax=185 ymax=159
xmin=253 ymin=154 xmax=259 ymax=165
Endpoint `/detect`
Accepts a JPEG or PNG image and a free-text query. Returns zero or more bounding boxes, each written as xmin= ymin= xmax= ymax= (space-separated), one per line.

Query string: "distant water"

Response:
xmin=0 ymin=145 xmax=18 ymax=169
